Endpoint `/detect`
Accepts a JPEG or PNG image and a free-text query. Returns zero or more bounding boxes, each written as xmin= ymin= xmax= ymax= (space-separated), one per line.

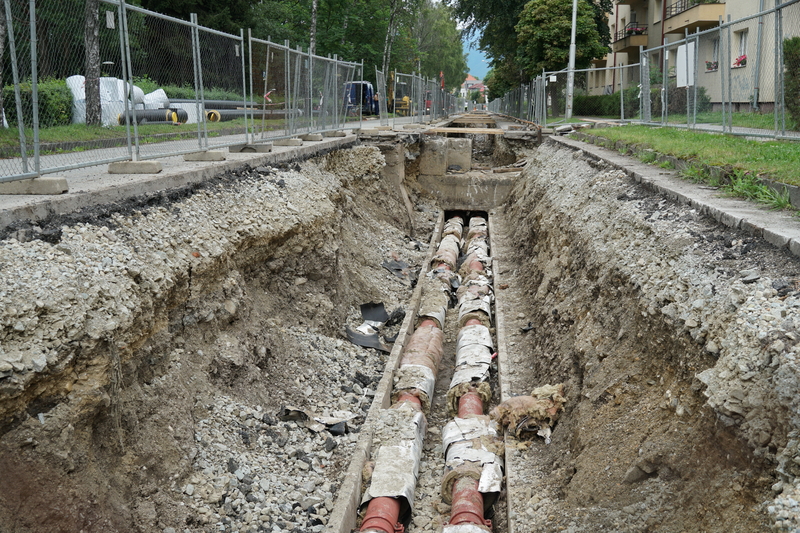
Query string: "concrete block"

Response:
xmin=108 ymin=161 xmax=163 ymax=174
xmin=273 ymin=138 xmax=304 ymax=146
xmin=789 ymin=238 xmax=800 ymax=258
xmin=184 ymin=151 xmax=226 ymax=161
xmin=322 ymin=130 xmax=347 ymax=137
xmin=375 ymin=126 xmax=392 ymax=131
xmin=0 ymin=176 xmax=68 ymax=195
xmin=446 ymin=137 xmax=472 ymax=172
xmin=229 ymin=143 xmax=272 ymax=153
xmin=300 ymin=133 xmax=324 ymax=141
xmin=403 ymin=124 xmax=423 ymax=129
xmin=418 ymin=136 xmax=448 ymax=176
xmin=719 ymin=212 xmax=742 ymax=229
xmin=763 ymin=228 xmax=790 ymax=248
xmin=740 ymin=220 xmax=763 ymax=238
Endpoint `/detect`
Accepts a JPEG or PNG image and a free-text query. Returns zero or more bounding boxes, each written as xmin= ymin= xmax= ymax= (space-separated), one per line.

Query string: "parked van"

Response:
xmin=343 ymin=81 xmax=379 ymax=116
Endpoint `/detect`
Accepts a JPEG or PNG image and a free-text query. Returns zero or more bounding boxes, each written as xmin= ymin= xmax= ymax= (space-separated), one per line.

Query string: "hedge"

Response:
xmin=2 ymin=78 xmax=72 ymax=128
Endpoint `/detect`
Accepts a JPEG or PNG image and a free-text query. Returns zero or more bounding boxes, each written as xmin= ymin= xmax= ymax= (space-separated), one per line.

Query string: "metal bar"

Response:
xmin=241 ymin=28 xmax=250 ymax=144
xmin=29 ymin=0 xmax=40 ymax=175
xmin=190 ymin=12 xmax=203 ymax=150
xmin=5 ymin=0 xmax=29 ymax=174
xmin=116 ymin=0 xmax=133 ymax=160
xmin=193 ymin=14 xmax=209 ymax=149
xmin=122 ymin=0 xmax=141 ymax=160
xmin=726 ymin=15 xmax=732 ymax=134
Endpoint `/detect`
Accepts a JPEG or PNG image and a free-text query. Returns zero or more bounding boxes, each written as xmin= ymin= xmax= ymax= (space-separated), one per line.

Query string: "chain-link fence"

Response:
xmin=4 ymin=0 xmax=467 ymax=184
xmin=491 ymin=0 xmax=800 ymax=139
xmin=641 ymin=0 xmax=800 ymax=139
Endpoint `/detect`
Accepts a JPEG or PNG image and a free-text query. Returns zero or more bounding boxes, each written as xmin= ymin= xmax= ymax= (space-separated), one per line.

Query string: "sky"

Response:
xmin=465 ymin=38 xmax=489 ymax=80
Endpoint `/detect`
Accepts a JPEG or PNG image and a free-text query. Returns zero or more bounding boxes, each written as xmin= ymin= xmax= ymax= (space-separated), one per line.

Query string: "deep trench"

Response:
xmin=0 ymin=129 xmax=789 ymax=533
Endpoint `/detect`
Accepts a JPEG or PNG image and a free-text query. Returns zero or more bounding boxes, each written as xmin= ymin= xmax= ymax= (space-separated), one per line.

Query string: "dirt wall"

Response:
xmin=494 ymin=139 xmax=800 ymax=531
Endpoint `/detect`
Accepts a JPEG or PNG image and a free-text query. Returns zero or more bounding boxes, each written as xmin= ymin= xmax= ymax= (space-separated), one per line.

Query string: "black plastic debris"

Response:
xmin=328 ymin=421 xmax=348 ymax=436
xmin=346 ymin=325 xmax=390 ymax=352
xmin=385 ymin=307 xmax=406 ymax=327
xmin=521 ymin=322 xmax=534 ymax=333
xmin=361 ymin=302 xmax=390 ymax=323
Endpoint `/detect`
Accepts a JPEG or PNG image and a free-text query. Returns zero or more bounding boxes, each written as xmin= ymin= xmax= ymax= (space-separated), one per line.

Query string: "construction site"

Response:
xmin=2 ymin=114 xmax=800 ymax=533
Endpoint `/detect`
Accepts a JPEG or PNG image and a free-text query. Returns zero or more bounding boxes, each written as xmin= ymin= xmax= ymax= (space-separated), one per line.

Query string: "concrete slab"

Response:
xmin=108 ymin=161 xmax=163 ymax=174
xmin=322 ymin=130 xmax=347 ymax=137
xmin=228 ymin=143 xmax=272 ymax=153
xmin=184 ymin=151 xmax=226 ymax=161
xmin=0 ymin=177 xmax=68 ymax=195
xmin=273 ymin=138 xmax=303 ymax=146
xmin=299 ymin=133 xmax=324 ymax=141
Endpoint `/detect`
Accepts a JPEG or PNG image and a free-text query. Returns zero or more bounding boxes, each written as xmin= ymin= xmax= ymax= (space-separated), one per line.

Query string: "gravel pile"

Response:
xmin=183 ymin=328 xmax=385 ymax=533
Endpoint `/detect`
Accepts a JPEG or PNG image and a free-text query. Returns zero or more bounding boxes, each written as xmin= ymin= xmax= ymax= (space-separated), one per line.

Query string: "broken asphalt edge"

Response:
xmin=327 ymin=210 xmax=446 ymax=533
xmin=554 ymin=135 xmax=800 ymax=260
xmin=0 ymin=135 xmax=358 ymax=233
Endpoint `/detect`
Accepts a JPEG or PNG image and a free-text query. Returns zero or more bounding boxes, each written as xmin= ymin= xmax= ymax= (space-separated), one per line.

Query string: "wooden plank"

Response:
xmin=451 ymin=118 xmax=497 ymax=124
xmin=425 ymin=127 xmax=506 ymax=135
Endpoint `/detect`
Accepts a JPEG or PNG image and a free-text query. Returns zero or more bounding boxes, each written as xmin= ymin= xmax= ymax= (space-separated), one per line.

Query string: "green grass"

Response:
xmin=0 ymin=118 xmax=287 ymax=157
xmin=587 ymin=125 xmax=800 ymax=186
xmin=654 ymin=110 xmax=799 ymax=131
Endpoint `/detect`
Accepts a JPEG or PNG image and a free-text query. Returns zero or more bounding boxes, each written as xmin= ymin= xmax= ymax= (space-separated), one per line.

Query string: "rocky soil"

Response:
xmin=492 ymin=138 xmax=800 ymax=532
xmin=0 ymin=145 xmax=437 ymax=532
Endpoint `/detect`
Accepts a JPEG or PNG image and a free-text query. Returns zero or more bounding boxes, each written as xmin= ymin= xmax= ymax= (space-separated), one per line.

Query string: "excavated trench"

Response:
xmin=1 ymin=123 xmax=799 ymax=533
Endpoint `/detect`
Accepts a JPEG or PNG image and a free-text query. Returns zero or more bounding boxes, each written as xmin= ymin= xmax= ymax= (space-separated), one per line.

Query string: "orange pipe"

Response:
xmin=464 ymin=318 xmax=483 ymax=327
xmin=395 ymin=391 xmax=423 ymax=410
xmin=418 ymin=318 xmax=439 ymax=329
xmin=449 ymin=477 xmax=489 ymax=528
xmin=457 ymin=390 xmax=484 ymax=417
xmin=468 ymin=259 xmax=484 ymax=272
xmin=360 ymin=496 xmax=404 ymax=533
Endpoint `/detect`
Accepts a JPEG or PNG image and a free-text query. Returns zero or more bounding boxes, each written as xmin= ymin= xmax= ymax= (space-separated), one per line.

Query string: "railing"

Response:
xmin=665 ymin=0 xmax=718 ymax=19
xmin=0 ymin=0 xmax=461 ymax=183
xmin=613 ymin=23 xmax=649 ymax=42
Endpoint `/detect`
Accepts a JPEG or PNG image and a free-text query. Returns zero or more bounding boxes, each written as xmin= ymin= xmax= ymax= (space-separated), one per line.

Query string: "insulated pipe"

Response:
xmin=360 ymin=496 xmax=404 ymax=533
xmin=395 ymin=391 xmax=423 ymax=411
xmin=458 ymin=390 xmax=484 ymax=418
xmin=449 ymin=477 xmax=489 ymax=528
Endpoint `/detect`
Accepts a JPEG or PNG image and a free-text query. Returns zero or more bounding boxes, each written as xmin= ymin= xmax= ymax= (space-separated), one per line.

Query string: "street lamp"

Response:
xmin=565 ymin=0 xmax=578 ymax=119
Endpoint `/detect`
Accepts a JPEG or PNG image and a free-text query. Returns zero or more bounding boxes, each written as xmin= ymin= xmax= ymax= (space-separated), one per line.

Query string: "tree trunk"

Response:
xmin=381 ymin=0 xmax=398 ymax=74
xmin=309 ymin=0 xmax=318 ymax=56
xmin=84 ymin=0 xmax=101 ymax=126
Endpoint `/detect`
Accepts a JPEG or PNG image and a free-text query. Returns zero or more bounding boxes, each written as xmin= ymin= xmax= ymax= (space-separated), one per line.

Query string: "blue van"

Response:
xmin=344 ymin=81 xmax=379 ymax=115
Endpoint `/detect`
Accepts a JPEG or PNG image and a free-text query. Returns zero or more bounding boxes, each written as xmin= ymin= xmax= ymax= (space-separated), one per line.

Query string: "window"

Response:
xmin=733 ymin=30 xmax=748 ymax=67
xmin=712 ymin=38 xmax=719 ymax=63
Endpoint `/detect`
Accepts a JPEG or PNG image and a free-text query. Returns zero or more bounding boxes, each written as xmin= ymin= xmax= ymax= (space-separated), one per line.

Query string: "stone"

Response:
xmin=0 ymin=177 xmax=68 ymax=195
xmin=107 ymin=161 xmax=163 ymax=174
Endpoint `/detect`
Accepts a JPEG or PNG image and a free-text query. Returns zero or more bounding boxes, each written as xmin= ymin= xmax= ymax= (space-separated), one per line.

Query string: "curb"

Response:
xmin=552 ymin=135 xmax=800 ymax=260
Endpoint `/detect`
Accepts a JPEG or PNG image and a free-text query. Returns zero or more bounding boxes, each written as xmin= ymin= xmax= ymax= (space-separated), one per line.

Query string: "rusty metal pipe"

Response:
xmin=457 ymin=390 xmax=484 ymax=417
xmin=360 ymin=496 xmax=404 ymax=533
xmin=449 ymin=477 xmax=489 ymax=528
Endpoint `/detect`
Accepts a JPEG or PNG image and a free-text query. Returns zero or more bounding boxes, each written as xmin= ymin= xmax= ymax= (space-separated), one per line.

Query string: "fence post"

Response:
xmin=726 ymin=15 xmax=732 ymax=133
xmin=662 ymin=38 xmax=668 ymax=125
xmin=191 ymin=13 xmax=208 ymax=149
xmin=775 ymin=0 xmax=786 ymax=137
xmin=241 ymin=28 xmax=249 ymax=144
xmin=4 ymin=0 xmax=29 ymax=174
xmin=28 ymin=0 xmax=41 ymax=175
xmin=123 ymin=1 xmax=142 ymax=158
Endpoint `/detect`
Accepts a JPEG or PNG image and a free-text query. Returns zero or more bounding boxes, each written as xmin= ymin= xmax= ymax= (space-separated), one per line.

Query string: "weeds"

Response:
xmin=681 ymin=164 xmax=708 ymax=183
xmin=724 ymin=169 xmax=793 ymax=210
xmin=658 ymin=159 xmax=676 ymax=169
xmin=639 ymin=151 xmax=657 ymax=164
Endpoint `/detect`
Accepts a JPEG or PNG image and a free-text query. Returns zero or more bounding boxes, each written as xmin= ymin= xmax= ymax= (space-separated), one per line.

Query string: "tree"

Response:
xmin=413 ymin=0 xmax=468 ymax=91
xmin=515 ymin=0 xmax=608 ymax=74
xmin=84 ymin=0 xmax=101 ymax=126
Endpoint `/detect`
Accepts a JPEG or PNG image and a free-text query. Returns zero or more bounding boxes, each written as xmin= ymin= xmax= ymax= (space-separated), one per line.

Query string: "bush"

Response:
xmin=649 ymin=83 xmax=712 ymax=116
xmin=785 ymin=36 xmax=800 ymax=127
xmin=573 ymin=86 xmax=641 ymax=118
xmin=2 ymin=78 xmax=73 ymax=128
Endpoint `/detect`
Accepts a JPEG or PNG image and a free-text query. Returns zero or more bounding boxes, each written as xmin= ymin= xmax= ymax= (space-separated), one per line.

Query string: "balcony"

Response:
xmin=615 ymin=0 xmax=646 ymax=5
xmin=664 ymin=0 xmax=725 ymax=34
xmin=612 ymin=23 xmax=648 ymax=53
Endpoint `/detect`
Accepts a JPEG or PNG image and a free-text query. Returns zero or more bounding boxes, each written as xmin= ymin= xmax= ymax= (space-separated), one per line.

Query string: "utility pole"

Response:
xmin=565 ymin=0 xmax=578 ymax=119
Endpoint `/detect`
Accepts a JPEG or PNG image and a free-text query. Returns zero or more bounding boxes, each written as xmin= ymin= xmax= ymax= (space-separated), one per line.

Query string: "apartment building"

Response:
xmin=588 ymin=0 xmax=798 ymax=111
